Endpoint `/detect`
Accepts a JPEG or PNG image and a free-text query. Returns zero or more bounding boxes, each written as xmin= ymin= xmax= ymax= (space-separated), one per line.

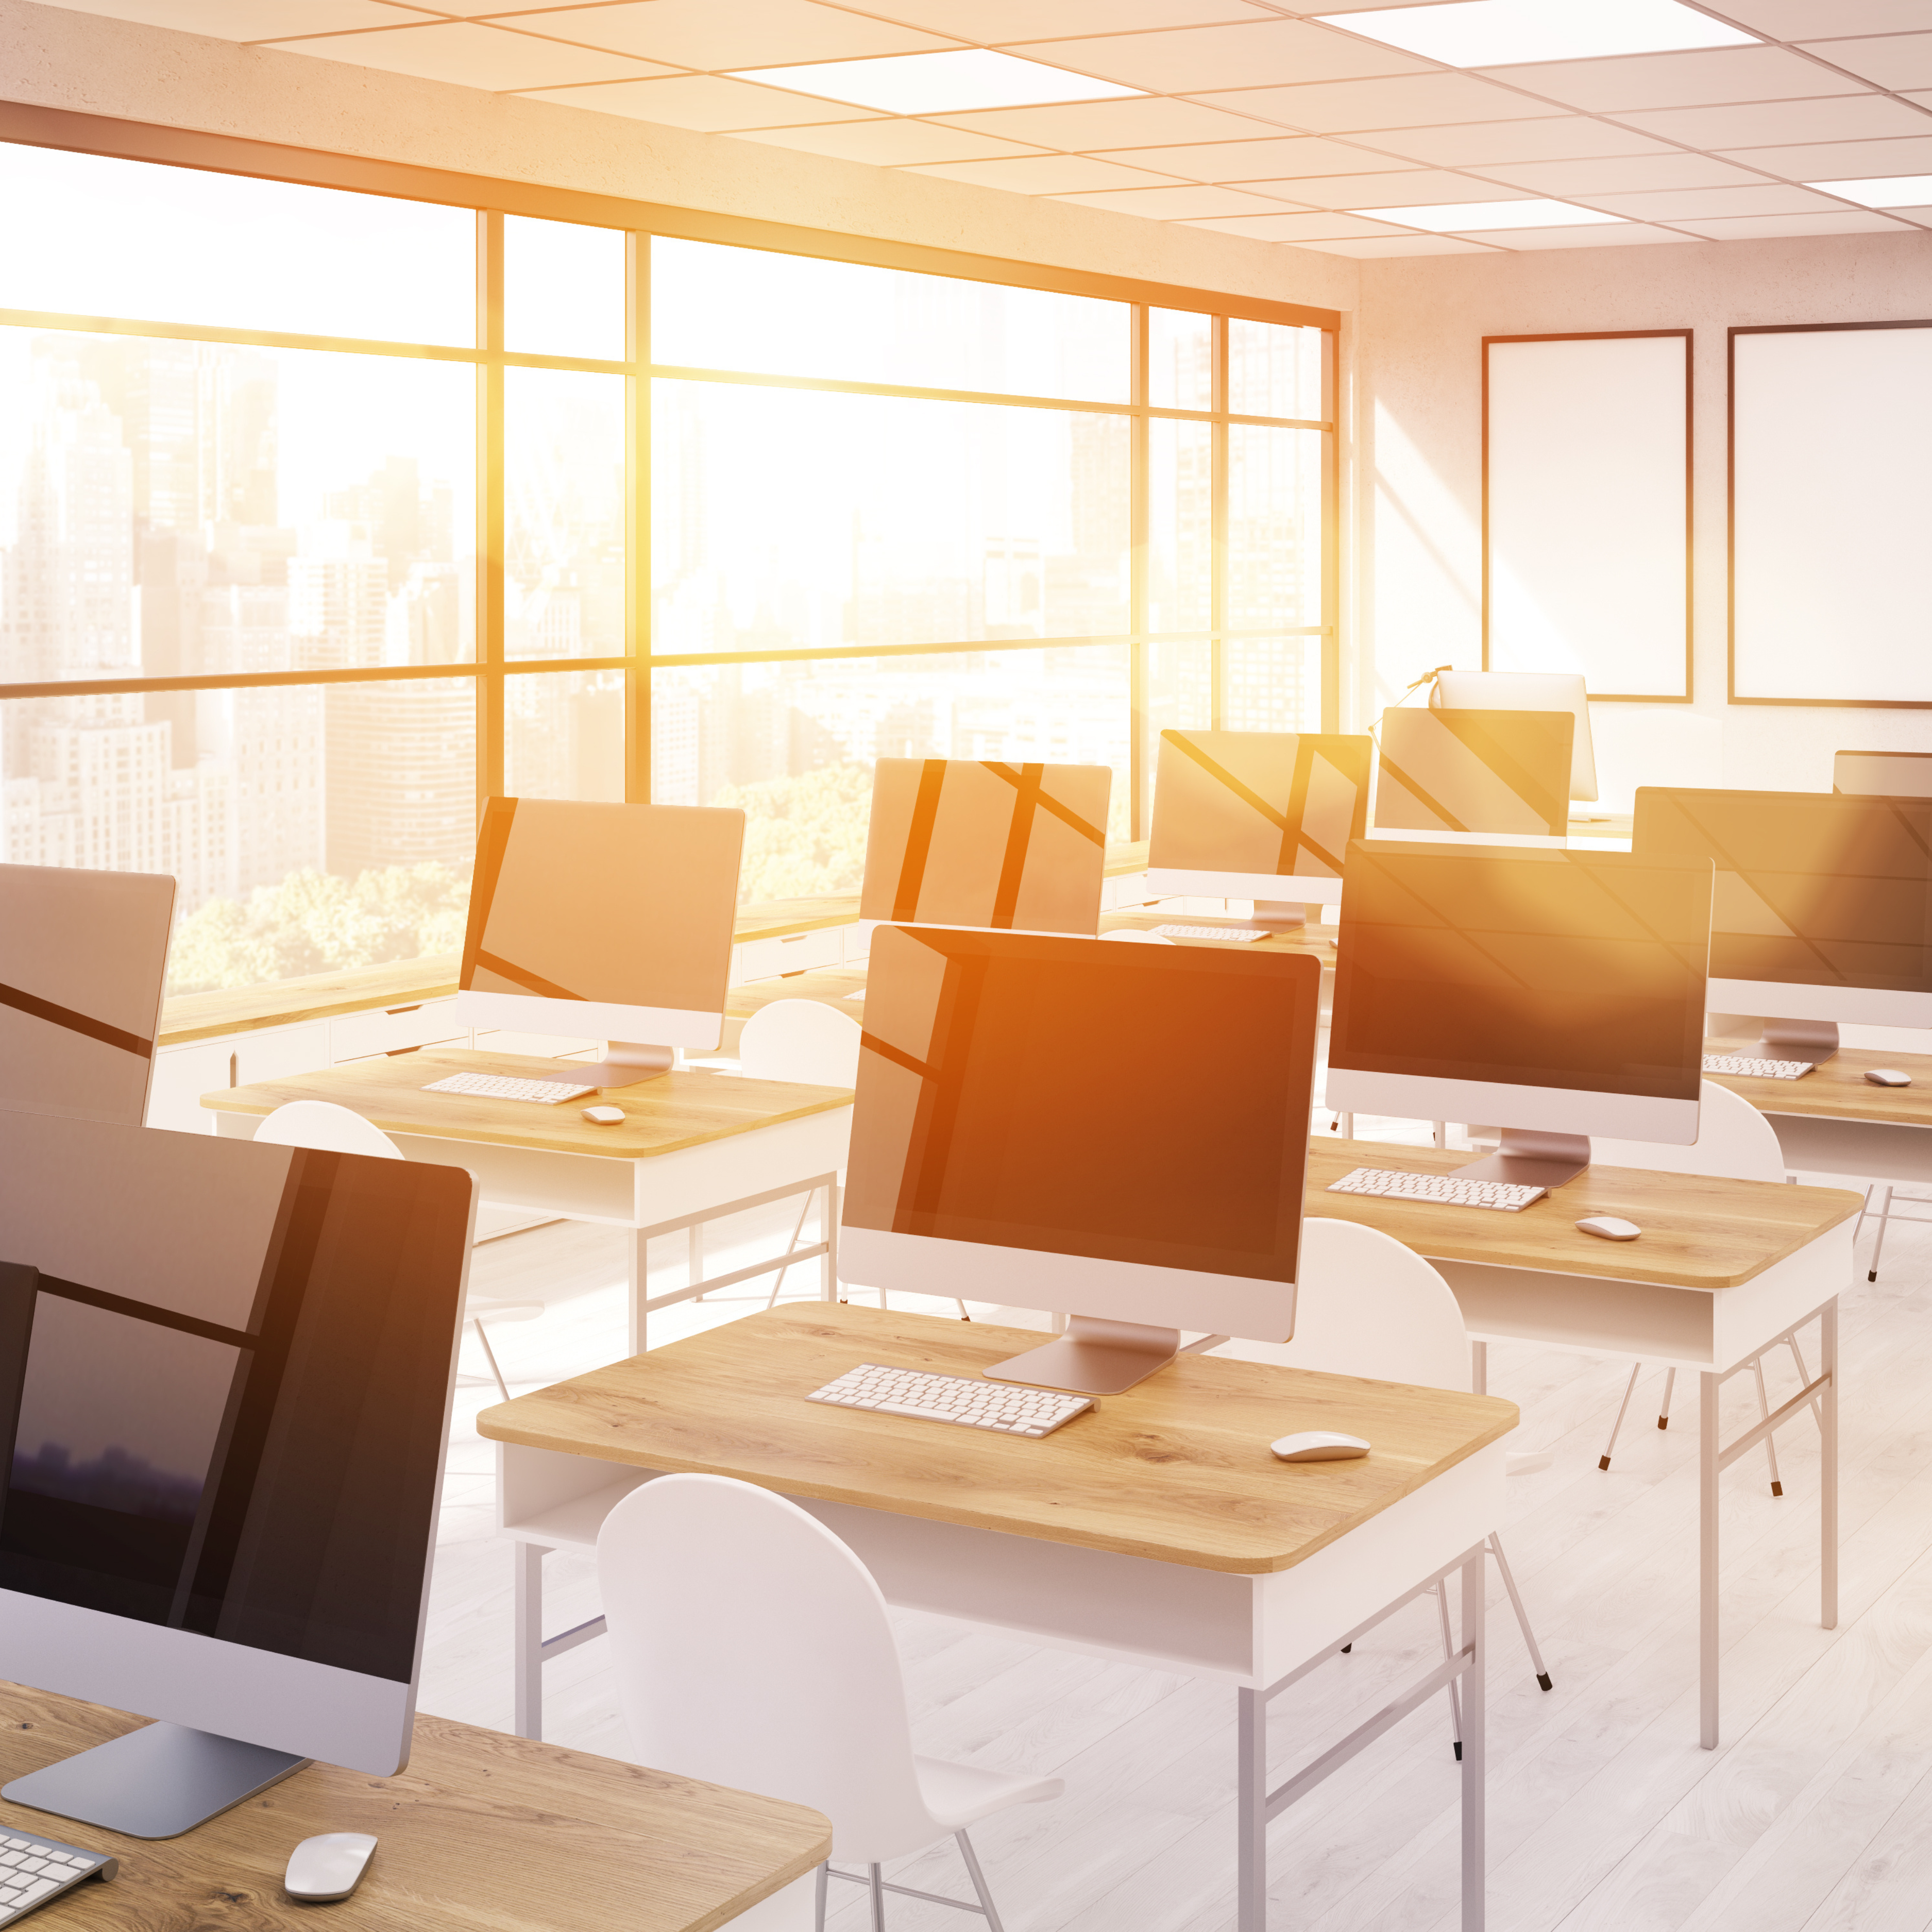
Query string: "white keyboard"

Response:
xmin=1157 ymin=923 xmax=1266 ymax=943
xmin=807 ymin=1363 xmax=1093 ymax=1437
xmin=1703 ymin=1053 xmax=1814 ymax=1080
xmin=421 ymin=1071 xmax=598 ymax=1104
xmin=1328 ymin=1166 xmax=1547 ymax=1211
xmin=0 ymin=1828 xmax=115 ymax=1922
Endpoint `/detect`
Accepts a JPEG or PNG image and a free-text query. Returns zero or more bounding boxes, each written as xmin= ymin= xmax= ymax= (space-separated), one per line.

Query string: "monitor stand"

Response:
xmin=579 ymin=1041 xmax=676 ymax=1086
xmin=1761 ymin=1017 xmax=1839 ymax=1063
xmin=2 ymin=1720 xmax=307 ymax=1840
xmin=1238 ymin=900 xmax=1308 ymax=935
xmin=984 ymin=1315 xmax=1180 ymax=1396
xmin=1455 ymin=1128 xmax=1590 ymax=1190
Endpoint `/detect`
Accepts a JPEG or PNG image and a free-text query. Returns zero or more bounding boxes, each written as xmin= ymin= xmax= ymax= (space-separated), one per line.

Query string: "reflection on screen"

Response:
xmin=1149 ymin=731 xmax=1370 ymax=879
xmin=1633 ymin=788 xmax=1932 ymax=994
xmin=1329 ymin=843 xmax=1710 ymax=1099
xmin=843 ymin=926 xmax=1316 ymax=1280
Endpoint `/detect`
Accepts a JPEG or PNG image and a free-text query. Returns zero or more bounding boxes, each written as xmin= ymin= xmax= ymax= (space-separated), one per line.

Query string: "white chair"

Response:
xmin=598 ymin=1472 xmax=1062 ymax=1930
xmin=1213 ymin=1216 xmax=1552 ymax=1756
xmin=253 ymin=1099 xmax=543 ymax=1403
xmin=1853 ymin=1182 xmax=1932 ymax=1284
xmin=1591 ymin=1079 xmax=1819 ymax=1494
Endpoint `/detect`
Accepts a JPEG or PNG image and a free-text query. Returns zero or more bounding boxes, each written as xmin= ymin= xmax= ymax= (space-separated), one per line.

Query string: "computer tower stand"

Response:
xmin=578 ymin=1041 xmax=676 ymax=1086
xmin=1760 ymin=1018 xmax=1839 ymax=1062
xmin=1236 ymin=900 xmax=1311 ymax=935
xmin=985 ymin=1315 xmax=1183 ymax=1395
xmin=1455 ymin=1128 xmax=1590 ymax=1190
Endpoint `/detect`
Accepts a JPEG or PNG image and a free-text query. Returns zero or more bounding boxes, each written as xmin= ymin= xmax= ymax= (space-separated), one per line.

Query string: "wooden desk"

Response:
xmin=202 ymin=1048 xmax=854 ymax=1353
xmin=0 ymin=1689 xmax=828 ymax=1932
xmin=481 ymin=1304 xmax=1516 ymax=1930
xmin=1308 ymin=1138 xmax=1858 ymax=1747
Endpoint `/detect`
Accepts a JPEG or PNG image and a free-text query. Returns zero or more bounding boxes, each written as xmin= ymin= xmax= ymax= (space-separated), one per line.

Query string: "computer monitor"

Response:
xmin=1144 ymin=730 xmax=1372 ymax=933
xmin=1326 ymin=841 xmax=1711 ymax=1188
xmin=840 ymin=924 xmax=1320 ymax=1394
xmin=1372 ymin=708 xmax=1574 ymax=841
xmin=1632 ymin=786 xmax=1932 ymax=1056
xmin=457 ymin=797 xmax=744 ymax=1085
xmin=1 ymin=863 xmax=176 ymax=1129
xmin=858 ymin=759 xmax=1110 ymax=937
xmin=0 ymin=1108 xmax=475 ymax=1838
xmin=1836 ymin=750 xmax=1932 ymax=799
xmin=1434 ymin=669 xmax=1599 ymax=804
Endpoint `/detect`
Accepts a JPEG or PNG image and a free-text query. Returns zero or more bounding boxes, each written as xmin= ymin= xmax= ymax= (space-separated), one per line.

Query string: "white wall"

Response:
xmin=1352 ymin=228 xmax=1932 ymax=807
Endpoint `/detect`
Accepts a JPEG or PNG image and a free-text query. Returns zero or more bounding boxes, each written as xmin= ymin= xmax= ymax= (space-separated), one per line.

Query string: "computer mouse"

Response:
xmin=1867 ymin=1068 xmax=1912 ymax=1088
xmin=284 ymin=1833 xmax=377 ymax=1902
xmin=1577 ymin=1216 xmax=1642 ymax=1242
xmin=581 ymin=1105 xmax=626 ymax=1124
xmin=1270 ymin=1431 xmax=1370 ymax=1462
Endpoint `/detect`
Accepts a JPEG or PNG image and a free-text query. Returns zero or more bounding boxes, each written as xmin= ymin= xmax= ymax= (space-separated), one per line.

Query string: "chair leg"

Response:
xmin=815 ymin=1863 xmax=828 ymax=1932
xmin=1436 ymin=1582 xmax=1464 ymax=1760
xmin=1601 ymin=1361 xmax=1642 ymax=1470
xmin=869 ymin=1863 xmax=886 ymax=1932
xmin=1488 ymin=1534 xmax=1553 ymax=1691
xmin=1868 ymin=1185 xmax=1897 ymax=1282
xmin=956 ymin=1299 xmax=972 ymax=1321
xmin=1788 ymin=1331 xmax=1825 ymax=1435
xmin=1851 ymin=1182 xmax=1875 ymax=1246
xmin=1657 ymin=1366 xmax=1676 ymax=1431
xmin=471 ymin=1318 xmax=511 ymax=1404
xmin=956 ymin=1831 xmax=1009 ymax=1932
xmin=1752 ymin=1354 xmax=1784 ymax=1496
xmin=763 ymin=1191 xmax=817 ymax=1310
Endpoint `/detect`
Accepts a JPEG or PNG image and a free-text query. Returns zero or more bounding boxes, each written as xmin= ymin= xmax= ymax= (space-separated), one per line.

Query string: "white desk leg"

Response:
xmin=689 ymin=1221 xmax=707 ymax=1304
xmin=1700 ymin=1370 xmax=1720 ymax=1750
xmin=1470 ymin=1340 xmax=1487 ymax=1396
xmin=1822 ymin=1298 xmax=1839 ymax=1632
xmin=514 ymin=1542 xmax=549 ymax=1742
xmin=1236 ymin=1688 xmax=1267 ymax=1932
xmin=1461 ymin=1546 xmax=1486 ymax=1931
xmin=822 ymin=1181 xmax=840 ymax=1303
xmin=629 ymin=1230 xmax=646 ymax=1359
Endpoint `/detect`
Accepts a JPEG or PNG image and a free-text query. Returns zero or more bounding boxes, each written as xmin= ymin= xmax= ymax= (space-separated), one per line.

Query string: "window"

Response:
xmin=0 ymin=132 xmax=1335 ymax=997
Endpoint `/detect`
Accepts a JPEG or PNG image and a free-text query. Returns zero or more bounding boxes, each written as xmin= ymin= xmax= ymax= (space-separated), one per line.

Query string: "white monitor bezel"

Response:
xmin=1706 ymin=977 xmax=1932 ymax=1031
xmin=456 ymin=989 xmax=724 ymax=1050
xmin=1144 ymin=865 xmax=1345 ymax=908
xmin=1325 ymin=1066 xmax=1700 ymax=1145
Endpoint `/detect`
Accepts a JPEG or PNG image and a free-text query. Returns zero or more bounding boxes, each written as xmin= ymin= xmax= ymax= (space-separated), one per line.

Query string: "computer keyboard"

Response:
xmin=421 ymin=1071 xmax=599 ymax=1104
xmin=1703 ymin=1053 xmax=1815 ymax=1080
xmin=0 ymin=1829 xmax=115 ymax=1922
xmin=807 ymin=1363 xmax=1093 ymax=1437
xmin=1156 ymin=923 xmax=1267 ymax=943
xmin=1327 ymin=1167 xmax=1547 ymax=1211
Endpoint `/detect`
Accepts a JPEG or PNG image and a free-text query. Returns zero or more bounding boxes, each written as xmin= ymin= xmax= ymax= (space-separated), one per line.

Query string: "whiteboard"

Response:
xmin=1485 ymin=332 xmax=1690 ymax=700
xmin=1733 ymin=324 xmax=1932 ymax=705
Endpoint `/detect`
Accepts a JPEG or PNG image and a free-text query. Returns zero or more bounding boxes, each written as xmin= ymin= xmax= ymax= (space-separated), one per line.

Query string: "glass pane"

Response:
xmin=1143 ymin=638 xmax=1213 ymax=837
xmin=0 ymin=329 xmax=475 ymax=687
xmin=0 ymin=143 xmax=473 ymax=348
xmin=1148 ymin=308 xmax=1211 ymax=412
xmin=1223 ymin=637 xmax=1321 ymax=734
xmin=652 ymin=238 xmax=1129 ymax=404
xmin=506 ymin=668 xmax=625 ymax=801
xmin=1149 ymin=418 xmax=1212 ymax=633
xmin=654 ymin=646 xmax=1131 ymax=899
xmin=1227 ymin=425 xmax=1323 ymax=633
xmin=504 ymin=215 xmax=626 ymax=363
xmin=505 ymin=368 xmax=626 ymax=660
xmin=653 ymin=382 xmax=1128 ymax=656
xmin=1229 ymin=319 xmax=1324 ymax=421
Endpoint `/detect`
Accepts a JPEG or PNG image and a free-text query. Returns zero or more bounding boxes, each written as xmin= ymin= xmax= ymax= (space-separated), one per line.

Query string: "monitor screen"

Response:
xmin=844 ymin=926 xmax=1314 ymax=1282
xmin=1330 ymin=842 xmax=1711 ymax=1103
xmin=1148 ymin=730 xmax=1370 ymax=884
xmin=1373 ymin=709 xmax=1573 ymax=839
xmin=1633 ymin=787 xmax=1932 ymax=996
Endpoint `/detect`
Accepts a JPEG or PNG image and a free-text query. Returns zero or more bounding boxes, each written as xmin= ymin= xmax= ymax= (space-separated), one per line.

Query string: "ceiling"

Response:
xmin=34 ymin=0 xmax=1932 ymax=256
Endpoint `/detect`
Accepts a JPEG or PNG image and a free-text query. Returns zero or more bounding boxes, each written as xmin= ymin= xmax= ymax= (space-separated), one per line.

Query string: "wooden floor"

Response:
xmin=421 ymin=1128 xmax=1932 ymax=1932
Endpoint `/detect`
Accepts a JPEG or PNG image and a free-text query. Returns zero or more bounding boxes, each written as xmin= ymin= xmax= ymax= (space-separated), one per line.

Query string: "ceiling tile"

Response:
xmin=1795 ymin=34 xmax=1932 ymax=91
xmin=1667 ymin=208 xmax=1915 ymax=238
xmin=1051 ymin=182 xmax=1302 ymax=217
xmin=35 ymin=0 xmax=434 ymax=33
xmin=1016 ymin=20 xmax=1432 ymax=94
xmin=1192 ymin=73 xmax=1562 ymax=134
xmin=1885 ymin=204 xmax=1932 ymax=224
xmin=1358 ymin=117 xmax=1679 ymax=166
xmin=1460 ymin=222 xmax=1699 ymax=248
xmin=928 ymin=96 xmax=1276 ymax=146
xmin=1246 ymin=169 xmax=1534 ymax=210
xmin=266 ymin=20 xmax=666 ymax=86
xmin=1473 ymin=46 xmax=1870 ymax=112
xmin=1909 ymin=90 xmax=1932 ymax=111
xmin=907 ymin=154 xmax=1185 ymax=192
xmin=493 ymin=0 xmax=956 ymax=68
xmin=858 ymin=0 xmax=1276 ymax=38
xmin=1299 ymin=233 xmax=1499 ymax=257
xmin=1613 ymin=95 xmax=1932 ymax=148
xmin=1711 ymin=134 xmax=1932 ymax=177
xmin=727 ymin=120 xmax=1043 ymax=164
xmin=1182 ymin=209 xmax=1408 ymax=239
xmin=1475 ymin=152 xmax=1779 ymax=194
xmin=518 ymin=71 xmax=878 ymax=127
xmin=1091 ymin=134 xmax=1416 ymax=179
xmin=1704 ymin=2 xmax=1932 ymax=35
xmin=1578 ymin=182 xmax=1855 ymax=218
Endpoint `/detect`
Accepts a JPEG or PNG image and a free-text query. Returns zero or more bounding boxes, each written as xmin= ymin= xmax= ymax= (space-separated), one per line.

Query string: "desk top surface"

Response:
xmin=1702 ymin=1043 xmax=1932 ymax=1129
xmin=202 ymin=1048 xmax=851 ymax=1159
xmin=1307 ymin=1138 xmax=1859 ymax=1290
xmin=477 ymin=1303 xmax=1517 ymax=1577
xmin=1098 ymin=908 xmax=1337 ymax=961
xmin=0 ymin=1692 xmax=828 ymax=1932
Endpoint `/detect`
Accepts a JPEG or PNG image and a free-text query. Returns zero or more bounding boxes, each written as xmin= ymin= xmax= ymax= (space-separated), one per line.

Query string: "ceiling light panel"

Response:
xmin=725 ymin=49 xmax=1142 ymax=112
xmin=1363 ymin=197 xmax=1626 ymax=231
xmin=1474 ymin=47 xmax=1868 ymax=113
xmin=1015 ymin=20 xmax=1434 ymax=94
xmin=1313 ymin=1 xmax=1757 ymax=68
xmin=1805 ymin=172 xmax=1932 ymax=205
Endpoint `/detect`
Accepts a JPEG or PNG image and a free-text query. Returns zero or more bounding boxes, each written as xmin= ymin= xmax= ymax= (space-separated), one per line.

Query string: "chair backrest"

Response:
xmin=252 ymin=1099 xmax=403 ymax=1160
xmin=1590 ymin=1079 xmax=1784 ymax=1184
xmin=597 ymin=1473 xmax=937 ymax=1865
xmin=738 ymin=999 xmax=863 ymax=1087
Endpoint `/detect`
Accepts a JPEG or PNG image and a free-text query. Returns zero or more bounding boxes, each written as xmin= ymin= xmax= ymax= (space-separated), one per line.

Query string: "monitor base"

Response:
xmin=581 ymin=1041 xmax=676 ymax=1087
xmin=1455 ymin=1128 xmax=1590 ymax=1191
xmin=1242 ymin=900 xmax=1309 ymax=934
xmin=1761 ymin=1018 xmax=1839 ymax=1063
xmin=1 ymin=1721 xmax=308 ymax=1840
xmin=984 ymin=1315 xmax=1181 ymax=1395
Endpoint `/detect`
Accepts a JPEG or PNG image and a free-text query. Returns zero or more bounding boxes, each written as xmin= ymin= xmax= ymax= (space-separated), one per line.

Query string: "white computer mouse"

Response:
xmin=581 ymin=1105 xmax=626 ymax=1125
xmin=1270 ymin=1431 xmax=1370 ymax=1463
xmin=284 ymin=1833 xmax=377 ymax=1902
xmin=1867 ymin=1068 xmax=1912 ymax=1088
xmin=1577 ymin=1215 xmax=1642 ymax=1242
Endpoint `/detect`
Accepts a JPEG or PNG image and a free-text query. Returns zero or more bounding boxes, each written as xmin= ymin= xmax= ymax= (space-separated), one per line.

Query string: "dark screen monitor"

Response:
xmin=1373 ymin=709 xmax=1574 ymax=841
